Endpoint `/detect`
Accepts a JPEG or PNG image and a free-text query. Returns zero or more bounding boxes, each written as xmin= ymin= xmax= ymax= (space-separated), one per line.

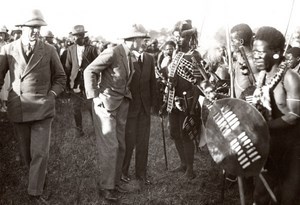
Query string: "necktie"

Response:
xmin=127 ymin=53 xmax=132 ymax=75
xmin=138 ymin=55 xmax=143 ymax=69
xmin=26 ymin=44 xmax=33 ymax=57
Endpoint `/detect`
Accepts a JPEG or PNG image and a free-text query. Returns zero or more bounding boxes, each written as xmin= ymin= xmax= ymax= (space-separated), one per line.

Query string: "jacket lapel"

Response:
xmin=22 ymin=40 xmax=44 ymax=78
xmin=72 ymin=45 xmax=79 ymax=67
xmin=119 ymin=46 xmax=130 ymax=78
xmin=16 ymin=40 xmax=27 ymax=70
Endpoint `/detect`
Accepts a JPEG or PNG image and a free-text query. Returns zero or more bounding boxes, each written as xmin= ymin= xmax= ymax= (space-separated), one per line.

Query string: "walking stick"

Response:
xmin=238 ymin=176 xmax=246 ymax=205
xmin=160 ymin=115 xmax=168 ymax=170
xmin=259 ymin=173 xmax=277 ymax=203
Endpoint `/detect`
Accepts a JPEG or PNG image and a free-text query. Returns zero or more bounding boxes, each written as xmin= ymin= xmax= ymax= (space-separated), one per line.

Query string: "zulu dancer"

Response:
xmin=251 ymin=26 xmax=300 ymax=205
xmin=230 ymin=24 xmax=258 ymax=98
xmin=160 ymin=20 xmax=204 ymax=179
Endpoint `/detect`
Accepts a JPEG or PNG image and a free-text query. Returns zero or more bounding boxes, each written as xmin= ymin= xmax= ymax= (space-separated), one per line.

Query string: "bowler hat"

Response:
xmin=17 ymin=9 xmax=47 ymax=27
xmin=123 ymin=24 xmax=150 ymax=40
xmin=70 ymin=25 xmax=87 ymax=35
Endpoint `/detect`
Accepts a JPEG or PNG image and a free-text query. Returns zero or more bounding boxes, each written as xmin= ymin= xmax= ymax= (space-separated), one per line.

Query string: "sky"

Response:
xmin=1 ymin=0 xmax=299 ymax=46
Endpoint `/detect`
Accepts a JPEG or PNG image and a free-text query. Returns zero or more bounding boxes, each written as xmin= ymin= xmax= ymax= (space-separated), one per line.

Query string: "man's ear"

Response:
xmin=239 ymin=39 xmax=244 ymax=45
xmin=272 ymin=51 xmax=280 ymax=60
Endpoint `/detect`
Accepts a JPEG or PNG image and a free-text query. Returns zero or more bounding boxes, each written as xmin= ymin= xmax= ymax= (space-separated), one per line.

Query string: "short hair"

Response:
xmin=255 ymin=26 xmax=285 ymax=54
xmin=164 ymin=40 xmax=176 ymax=48
xmin=231 ymin=24 xmax=253 ymax=46
xmin=286 ymin=47 xmax=300 ymax=58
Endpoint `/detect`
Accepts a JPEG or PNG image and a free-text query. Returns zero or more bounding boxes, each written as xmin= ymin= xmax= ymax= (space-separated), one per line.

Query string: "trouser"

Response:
xmin=70 ymin=92 xmax=92 ymax=129
xmin=92 ymin=98 xmax=129 ymax=190
xmin=122 ymin=110 xmax=151 ymax=179
xmin=13 ymin=117 xmax=53 ymax=196
xmin=169 ymin=110 xmax=195 ymax=172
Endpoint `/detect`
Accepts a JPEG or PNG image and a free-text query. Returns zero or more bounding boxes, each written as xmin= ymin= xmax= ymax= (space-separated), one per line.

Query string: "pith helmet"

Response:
xmin=123 ymin=24 xmax=150 ymax=40
xmin=17 ymin=9 xmax=47 ymax=27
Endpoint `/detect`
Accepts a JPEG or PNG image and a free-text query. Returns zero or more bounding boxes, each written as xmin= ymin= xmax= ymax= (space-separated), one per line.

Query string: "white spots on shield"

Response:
xmin=213 ymin=106 xmax=240 ymax=137
xmin=213 ymin=105 xmax=261 ymax=169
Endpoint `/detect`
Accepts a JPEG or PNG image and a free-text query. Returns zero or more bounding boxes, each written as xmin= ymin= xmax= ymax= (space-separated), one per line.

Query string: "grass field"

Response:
xmin=0 ymin=96 xmax=241 ymax=205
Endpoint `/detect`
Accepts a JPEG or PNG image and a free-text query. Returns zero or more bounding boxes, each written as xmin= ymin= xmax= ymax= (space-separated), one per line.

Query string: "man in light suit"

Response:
xmin=84 ymin=24 xmax=149 ymax=202
xmin=65 ymin=25 xmax=98 ymax=136
xmin=0 ymin=9 xmax=66 ymax=202
xmin=121 ymin=31 xmax=157 ymax=185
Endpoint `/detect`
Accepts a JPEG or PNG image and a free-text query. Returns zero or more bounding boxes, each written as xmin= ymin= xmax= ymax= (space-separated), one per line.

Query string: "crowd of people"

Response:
xmin=0 ymin=8 xmax=300 ymax=205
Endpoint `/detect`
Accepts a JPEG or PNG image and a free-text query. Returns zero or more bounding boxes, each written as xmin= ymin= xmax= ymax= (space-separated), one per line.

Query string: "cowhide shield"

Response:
xmin=205 ymin=98 xmax=269 ymax=177
xmin=201 ymin=94 xmax=229 ymax=127
xmin=201 ymin=99 xmax=213 ymax=127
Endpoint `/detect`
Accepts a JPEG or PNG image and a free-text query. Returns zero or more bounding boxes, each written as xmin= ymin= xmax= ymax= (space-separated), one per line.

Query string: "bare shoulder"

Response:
xmin=284 ymin=69 xmax=300 ymax=93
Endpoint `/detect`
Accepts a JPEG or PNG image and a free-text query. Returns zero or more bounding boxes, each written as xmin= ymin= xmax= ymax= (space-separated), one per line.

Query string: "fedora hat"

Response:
xmin=123 ymin=24 xmax=150 ymax=40
xmin=43 ymin=30 xmax=54 ymax=38
xmin=70 ymin=25 xmax=87 ymax=35
xmin=17 ymin=9 xmax=47 ymax=27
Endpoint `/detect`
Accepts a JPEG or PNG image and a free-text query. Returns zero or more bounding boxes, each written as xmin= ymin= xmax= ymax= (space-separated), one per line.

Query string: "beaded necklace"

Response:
xmin=252 ymin=62 xmax=286 ymax=120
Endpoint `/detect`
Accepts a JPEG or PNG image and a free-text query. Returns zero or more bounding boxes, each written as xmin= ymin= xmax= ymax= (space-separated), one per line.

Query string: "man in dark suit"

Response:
xmin=121 ymin=28 xmax=157 ymax=185
xmin=84 ymin=24 xmax=149 ymax=202
xmin=65 ymin=25 xmax=98 ymax=136
xmin=0 ymin=9 xmax=66 ymax=202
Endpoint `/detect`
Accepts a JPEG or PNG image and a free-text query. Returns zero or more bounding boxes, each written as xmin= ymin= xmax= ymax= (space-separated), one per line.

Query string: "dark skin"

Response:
xmin=252 ymin=40 xmax=300 ymax=125
xmin=72 ymin=33 xmax=85 ymax=46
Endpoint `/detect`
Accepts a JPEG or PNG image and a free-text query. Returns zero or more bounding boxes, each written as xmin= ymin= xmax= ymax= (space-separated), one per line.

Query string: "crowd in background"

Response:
xmin=1 ymin=9 xmax=300 ymax=204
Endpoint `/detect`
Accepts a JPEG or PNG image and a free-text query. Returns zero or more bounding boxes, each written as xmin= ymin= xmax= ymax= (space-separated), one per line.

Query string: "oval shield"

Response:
xmin=205 ymin=98 xmax=269 ymax=177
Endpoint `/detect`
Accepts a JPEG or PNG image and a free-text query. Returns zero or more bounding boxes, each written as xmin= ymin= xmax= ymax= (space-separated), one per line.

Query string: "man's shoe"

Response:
xmin=100 ymin=189 xmax=118 ymax=202
xmin=170 ymin=165 xmax=187 ymax=173
xmin=75 ymin=127 xmax=85 ymax=137
xmin=121 ymin=175 xmax=131 ymax=183
xmin=115 ymin=184 xmax=130 ymax=193
xmin=137 ymin=177 xmax=151 ymax=185
xmin=182 ymin=170 xmax=196 ymax=180
xmin=29 ymin=195 xmax=49 ymax=205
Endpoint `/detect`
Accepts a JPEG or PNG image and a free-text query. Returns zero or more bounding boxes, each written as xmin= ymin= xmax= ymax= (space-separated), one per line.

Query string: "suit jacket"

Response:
xmin=84 ymin=44 xmax=135 ymax=111
xmin=65 ymin=44 xmax=98 ymax=89
xmin=127 ymin=52 xmax=157 ymax=117
xmin=0 ymin=39 xmax=66 ymax=122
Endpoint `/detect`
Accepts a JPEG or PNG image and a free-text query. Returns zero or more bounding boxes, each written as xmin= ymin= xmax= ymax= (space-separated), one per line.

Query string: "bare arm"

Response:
xmin=282 ymin=70 xmax=300 ymax=124
xmin=268 ymin=70 xmax=300 ymax=129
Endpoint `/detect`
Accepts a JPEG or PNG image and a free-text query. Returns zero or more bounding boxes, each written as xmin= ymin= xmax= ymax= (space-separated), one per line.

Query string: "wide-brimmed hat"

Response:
xmin=70 ymin=25 xmax=87 ymax=35
xmin=43 ymin=30 xmax=54 ymax=38
xmin=123 ymin=24 xmax=150 ymax=40
xmin=16 ymin=9 xmax=47 ymax=27
xmin=173 ymin=19 xmax=197 ymax=37
xmin=0 ymin=25 xmax=8 ymax=34
xmin=10 ymin=26 xmax=22 ymax=35
xmin=0 ymin=25 xmax=9 ymax=40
